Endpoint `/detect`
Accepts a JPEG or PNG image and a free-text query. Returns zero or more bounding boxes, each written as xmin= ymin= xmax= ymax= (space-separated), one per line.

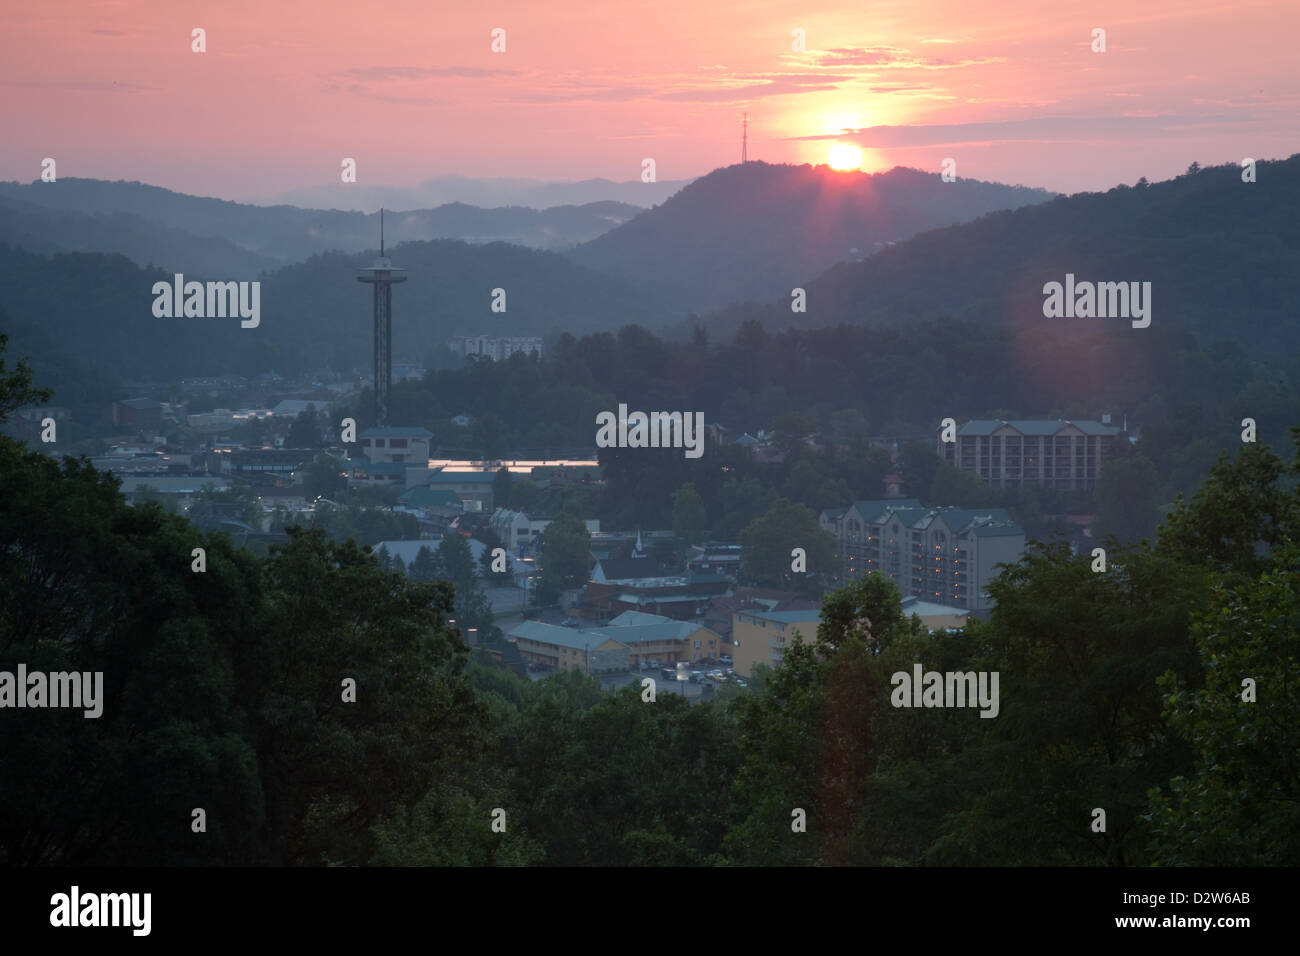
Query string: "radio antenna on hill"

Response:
xmin=741 ymin=112 xmax=749 ymax=164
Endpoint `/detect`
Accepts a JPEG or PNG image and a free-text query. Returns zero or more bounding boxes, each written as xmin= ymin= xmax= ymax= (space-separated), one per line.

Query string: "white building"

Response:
xmin=348 ymin=426 xmax=434 ymax=491
xmin=490 ymin=508 xmax=600 ymax=552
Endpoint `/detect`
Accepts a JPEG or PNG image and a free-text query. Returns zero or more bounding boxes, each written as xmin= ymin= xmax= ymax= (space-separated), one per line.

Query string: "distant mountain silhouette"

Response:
xmin=568 ymin=161 xmax=1054 ymax=311
xmin=0 ymin=178 xmax=644 ymax=268
xmin=253 ymin=174 xmax=695 ymax=212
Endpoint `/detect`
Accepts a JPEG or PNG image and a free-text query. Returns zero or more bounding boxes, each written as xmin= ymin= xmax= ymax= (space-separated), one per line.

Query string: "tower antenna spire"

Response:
xmin=741 ymin=112 xmax=748 ymax=164
xmin=380 ymin=207 xmax=385 ymax=257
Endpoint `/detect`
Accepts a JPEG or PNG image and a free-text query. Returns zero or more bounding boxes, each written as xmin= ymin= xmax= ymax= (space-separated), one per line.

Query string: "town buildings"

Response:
xmin=490 ymin=509 xmax=601 ymax=556
xmin=347 ymin=426 xmax=435 ymax=491
xmin=579 ymin=556 xmax=732 ymax=623
xmin=823 ymin=499 xmax=1025 ymax=611
xmin=731 ymin=608 xmax=821 ymax=678
xmin=509 ymin=610 xmax=723 ymax=673
xmin=731 ymin=595 xmax=970 ymax=677
xmin=938 ymin=419 xmax=1123 ymax=491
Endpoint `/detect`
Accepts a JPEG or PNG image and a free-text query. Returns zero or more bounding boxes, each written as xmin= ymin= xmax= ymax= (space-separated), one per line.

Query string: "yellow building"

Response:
xmin=510 ymin=620 xmax=629 ymax=673
xmin=732 ymin=598 xmax=968 ymax=676
xmin=732 ymin=610 xmax=820 ymax=677
xmin=509 ymin=614 xmax=724 ymax=673
xmin=604 ymin=611 xmax=722 ymax=665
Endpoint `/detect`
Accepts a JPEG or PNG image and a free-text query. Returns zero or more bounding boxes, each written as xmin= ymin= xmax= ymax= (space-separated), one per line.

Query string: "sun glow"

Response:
xmin=828 ymin=143 xmax=863 ymax=171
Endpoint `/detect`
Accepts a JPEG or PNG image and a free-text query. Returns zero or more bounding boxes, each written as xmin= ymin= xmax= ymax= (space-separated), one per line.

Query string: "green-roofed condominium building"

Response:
xmin=825 ymin=500 xmax=1025 ymax=611
xmin=938 ymin=419 xmax=1122 ymax=491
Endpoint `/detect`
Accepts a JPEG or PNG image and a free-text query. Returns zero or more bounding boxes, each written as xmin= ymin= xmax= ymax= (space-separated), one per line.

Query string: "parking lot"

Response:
xmin=527 ymin=659 xmax=747 ymax=701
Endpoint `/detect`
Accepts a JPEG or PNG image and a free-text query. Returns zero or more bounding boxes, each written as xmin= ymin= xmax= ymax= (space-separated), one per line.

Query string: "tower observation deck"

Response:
xmin=356 ymin=209 xmax=406 ymax=426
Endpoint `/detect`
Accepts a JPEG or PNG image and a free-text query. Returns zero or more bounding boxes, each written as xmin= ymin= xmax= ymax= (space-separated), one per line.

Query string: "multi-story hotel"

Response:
xmin=938 ymin=419 xmax=1122 ymax=491
xmin=823 ymin=499 xmax=1025 ymax=611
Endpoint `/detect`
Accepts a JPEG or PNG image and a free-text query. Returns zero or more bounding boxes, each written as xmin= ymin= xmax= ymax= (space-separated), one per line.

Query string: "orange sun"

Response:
xmin=828 ymin=144 xmax=863 ymax=171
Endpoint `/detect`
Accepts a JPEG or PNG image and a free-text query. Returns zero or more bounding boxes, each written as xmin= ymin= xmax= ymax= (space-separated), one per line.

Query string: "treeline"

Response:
xmin=3 ymin=345 xmax=1298 ymax=865
xmin=0 ymin=230 xmax=673 ymax=384
xmin=368 ymin=317 xmax=1300 ymax=539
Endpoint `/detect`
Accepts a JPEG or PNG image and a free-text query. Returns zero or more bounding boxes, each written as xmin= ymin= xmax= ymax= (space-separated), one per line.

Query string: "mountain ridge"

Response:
xmin=568 ymin=161 xmax=1056 ymax=312
xmin=0 ymin=178 xmax=646 ymax=268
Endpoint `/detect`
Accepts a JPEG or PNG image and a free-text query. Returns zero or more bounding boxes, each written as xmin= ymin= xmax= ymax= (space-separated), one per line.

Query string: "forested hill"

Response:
xmin=568 ymin=161 xmax=1054 ymax=311
xmin=703 ymin=155 xmax=1300 ymax=358
xmin=0 ymin=238 xmax=674 ymax=380
xmin=0 ymin=192 xmax=278 ymax=277
xmin=262 ymin=239 xmax=675 ymax=362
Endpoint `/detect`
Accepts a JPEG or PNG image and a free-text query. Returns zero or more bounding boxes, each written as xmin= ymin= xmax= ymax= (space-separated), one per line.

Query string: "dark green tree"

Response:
xmin=540 ymin=512 xmax=591 ymax=588
xmin=1093 ymin=454 xmax=1161 ymax=543
xmin=899 ymin=439 xmax=941 ymax=500
xmin=533 ymin=564 xmax=563 ymax=607
xmin=738 ymin=498 xmax=837 ymax=590
xmin=1147 ymin=546 xmax=1300 ymax=864
xmin=671 ymin=482 xmax=707 ymax=545
xmin=409 ymin=545 xmax=439 ymax=582
xmin=437 ymin=532 xmax=477 ymax=596
xmin=492 ymin=467 xmax=513 ymax=510
xmin=188 ymin=481 xmax=263 ymax=529
xmin=927 ymin=461 xmax=1000 ymax=508
xmin=249 ymin=528 xmax=483 ymax=865
xmin=301 ymin=453 xmax=347 ymax=500
xmin=286 ymin=407 xmax=323 ymax=448
xmin=1157 ymin=440 xmax=1296 ymax=579
xmin=0 ymin=331 xmax=52 ymax=422
xmin=772 ymin=413 xmax=818 ymax=457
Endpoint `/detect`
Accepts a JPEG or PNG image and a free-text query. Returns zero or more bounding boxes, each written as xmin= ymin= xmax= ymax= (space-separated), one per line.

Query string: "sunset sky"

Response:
xmin=3 ymin=0 xmax=1297 ymax=201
